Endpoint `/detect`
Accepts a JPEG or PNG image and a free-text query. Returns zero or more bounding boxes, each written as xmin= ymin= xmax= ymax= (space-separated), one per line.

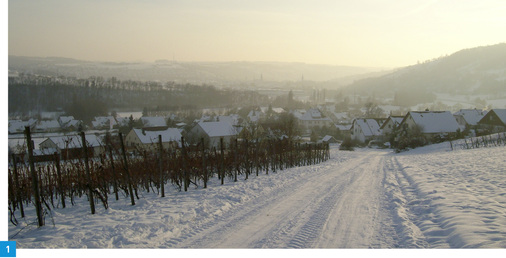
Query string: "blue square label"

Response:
xmin=0 ymin=241 xmax=16 ymax=257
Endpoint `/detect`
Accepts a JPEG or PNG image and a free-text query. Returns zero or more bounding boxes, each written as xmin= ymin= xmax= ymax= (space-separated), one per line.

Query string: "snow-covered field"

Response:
xmin=6 ymin=141 xmax=506 ymax=255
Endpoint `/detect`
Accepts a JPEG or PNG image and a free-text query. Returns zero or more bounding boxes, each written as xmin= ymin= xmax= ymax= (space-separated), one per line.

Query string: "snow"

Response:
xmin=407 ymin=111 xmax=460 ymax=134
xmin=353 ymin=118 xmax=381 ymax=137
xmin=41 ymin=134 xmax=103 ymax=149
xmin=197 ymin=121 xmax=238 ymax=137
xmin=453 ymin=109 xmax=487 ymax=126
xmin=132 ymin=128 xmax=182 ymax=146
xmin=6 ymin=138 xmax=506 ymax=255
xmin=140 ymin=117 xmax=167 ymax=127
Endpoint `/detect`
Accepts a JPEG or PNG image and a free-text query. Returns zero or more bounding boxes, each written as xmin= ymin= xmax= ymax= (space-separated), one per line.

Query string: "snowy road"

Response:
xmin=168 ymin=150 xmax=391 ymax=248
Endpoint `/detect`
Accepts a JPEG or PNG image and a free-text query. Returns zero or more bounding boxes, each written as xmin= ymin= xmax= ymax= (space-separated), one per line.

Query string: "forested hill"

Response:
xmin=8 ymin=76 xmax=270 ymax=119
xmin=341 ymin=43 xmax=506 ymax=106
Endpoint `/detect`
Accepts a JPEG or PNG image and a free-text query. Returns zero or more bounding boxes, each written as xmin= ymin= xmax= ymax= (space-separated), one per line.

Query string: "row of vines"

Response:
xmin=452 ymin=132 xmax=506 ymax=150
xmin=8 ymin=127 xmax=330 ymax=227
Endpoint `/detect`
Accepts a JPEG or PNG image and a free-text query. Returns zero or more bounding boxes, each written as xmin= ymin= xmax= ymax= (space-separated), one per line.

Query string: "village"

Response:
xmin=7 ymin=97 xmax=506 ymax=162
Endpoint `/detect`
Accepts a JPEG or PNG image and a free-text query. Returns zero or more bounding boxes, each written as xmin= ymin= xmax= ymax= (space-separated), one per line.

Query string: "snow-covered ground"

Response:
xmin=7 ymin=141 xmax=506 ymax=254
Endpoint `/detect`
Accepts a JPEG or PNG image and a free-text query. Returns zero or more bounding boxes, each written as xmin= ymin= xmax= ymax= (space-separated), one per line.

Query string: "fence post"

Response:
xmin=80 ymin=132 xmax=95 ymax=214
xmin=220 ymin=137 xmax=224 ymax=185
xmin=234 ymin=138 xmax=238 ymax=182
xmin=255 ymin=139 xmax=259 ymax=177
xmin=25 ymin=126 xmax=44 ymax=226
xmin=158 ymin=135 xmax=165 ymax=197
xmin=181 ymin=136 xmax=189 ymax=191
xmin=201 ymin=138 xmax=207 ymax=189
xmin=245 ymin=139 xmax=249 ymax=180
xmin=119 ymin=132 xmax=135 ymax=206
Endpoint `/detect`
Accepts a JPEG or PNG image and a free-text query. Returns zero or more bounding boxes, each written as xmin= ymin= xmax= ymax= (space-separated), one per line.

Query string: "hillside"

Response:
xmin=342 ymin=43 xmax=506 ymax=106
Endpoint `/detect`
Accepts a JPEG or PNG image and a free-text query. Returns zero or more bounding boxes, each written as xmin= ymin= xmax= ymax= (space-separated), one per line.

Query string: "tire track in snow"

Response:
xmin=384 ymin=156 xmax=452 ymax=248
xmin=248 ymin=152 xmax=384 ymax=248
xmin=168 ymin=150 xmax=382 ymax=248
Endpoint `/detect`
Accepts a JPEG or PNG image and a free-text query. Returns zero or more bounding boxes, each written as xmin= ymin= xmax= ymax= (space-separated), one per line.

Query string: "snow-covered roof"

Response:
xmin=58 ymin=116 xmax=74 ymax=125
xmin=42 ymin=134 xmax=104 ymax=149
xmin=141 ymin=117 xmax=167 ymax=127
xmin=116 ymin=117 xmax=130 ymax=127
xmin=321 ymin=135 xmax=337 ymax=142
xmin=198 ymin=121 xmax=238 ymax=137
xmin=299 ymin=108 xmax=332 ymax=121
xmin=8 ymin=119 xmax=38 ymax=134
xmin=490 ymin=109 xmax=506 ymax=125
xmin=453 ymin=109 xmax=488 ymax=125
xmin=353 ymin=119 xmax=382 ymax=137
xmin=380 ymin=116 xmax=404 ymax=129
xmin=132 ymin=128 xmax=182 ymax=146
xmin=247 ymin=110 xmax=264 ymax=122
xmin=261 ymin=107 xmax=285 ymax=114
xmin=92 ymin=116 xmax=117 ymax=129
xmin=217 ymin=115 xmax=240 ymax=126
xmin=34 ymin=120 xmax=61 ymax=132
xmin=335 ymin=124 xmax=352 ymax=131
xmin=406 ymin=111 xmax=460 ymax=133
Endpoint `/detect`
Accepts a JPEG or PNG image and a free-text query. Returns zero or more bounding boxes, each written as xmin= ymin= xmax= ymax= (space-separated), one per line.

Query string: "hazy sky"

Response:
xmin=8 ymin=0 xmax=506 ymax=67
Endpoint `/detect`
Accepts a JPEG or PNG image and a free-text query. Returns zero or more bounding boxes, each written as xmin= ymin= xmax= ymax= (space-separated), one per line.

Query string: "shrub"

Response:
xmin=339 ymin=137 xmax=355 ymax=151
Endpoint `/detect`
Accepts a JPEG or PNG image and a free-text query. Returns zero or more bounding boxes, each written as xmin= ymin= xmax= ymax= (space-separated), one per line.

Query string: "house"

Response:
xmin=140 ymin=116 xmax=167 ymax=129
xmin=35 ymin=120 xmax=61 ymax=133
xmin=399 ymin=111 xmax=460 ymax=139
xmin=320 ymin=135 xmax=338 ymax=144
xmin=8 ymin=137 xmax=49 ymax=162
xmin=380 ymin=116 xmax=404 ymax=137
xmin=477 ymin=109 xmax=506 ymax=133
xmin=296 ymin=108 xmax=333 ymax=131
xmin=247 ymin=110 xmax=264 ymax=123
xmin=8 ymin=119 xmax=37 ymax=134
xmin=58 ymin=116 xmax=74 ymax=126
xmin=91 ymin=116 xmax=117 ymax=130
xmin=39 ymin=134 xmax=104 ymax=160
xmin=58 ymin=116 xmax=82 ymax=131
xmin=216 ymin=115 xmax=241 ymax=126
xmin=350 ymin=118 xmax=382 ymax=143
xmin=115 ymin=117 xmax=130 ymax=128
xmin=453 ymin=109 xmax=487 ymax=131
xmin=125 ymin=128 xmax=182 ymax=152
xmin=335 ymin=124 xmax=352 ymax=139
xmin=189 ymin=121 xmax=239 ymax=149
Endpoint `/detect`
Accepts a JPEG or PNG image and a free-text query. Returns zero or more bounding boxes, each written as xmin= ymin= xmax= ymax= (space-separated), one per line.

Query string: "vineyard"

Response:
xmin=8 ymin=128 xmax=330 ymax=227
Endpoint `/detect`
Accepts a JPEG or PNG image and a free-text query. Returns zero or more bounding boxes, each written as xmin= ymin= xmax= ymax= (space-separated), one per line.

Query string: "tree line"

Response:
xmin=8 ymin=75 xmax=270 ymax=122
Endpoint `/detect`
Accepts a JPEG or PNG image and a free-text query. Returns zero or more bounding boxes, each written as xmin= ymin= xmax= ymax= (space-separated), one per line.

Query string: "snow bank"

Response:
xmin=391 ymin=142 xmax=506 ymax=248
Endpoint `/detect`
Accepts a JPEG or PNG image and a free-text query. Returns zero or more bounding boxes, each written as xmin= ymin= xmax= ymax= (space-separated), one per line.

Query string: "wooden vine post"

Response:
xmin=119 ymin=132 xmax=135 ymax=206
xmin=80 ymin=132 xmax=95 ymax=214
xmin=53 ymin=152 xmax=65 ymax=209
xmin=25 ymin=126 xmax=44 ymax=226
xmin=201 ymin=138 xmax=207 ymax=189
xmin=158 ymin=135 xmax=165 ymax=197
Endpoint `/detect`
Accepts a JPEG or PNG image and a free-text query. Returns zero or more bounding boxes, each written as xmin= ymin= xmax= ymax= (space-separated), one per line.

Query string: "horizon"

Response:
xmin=8 ymin=0 xmax=506 ymax=68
